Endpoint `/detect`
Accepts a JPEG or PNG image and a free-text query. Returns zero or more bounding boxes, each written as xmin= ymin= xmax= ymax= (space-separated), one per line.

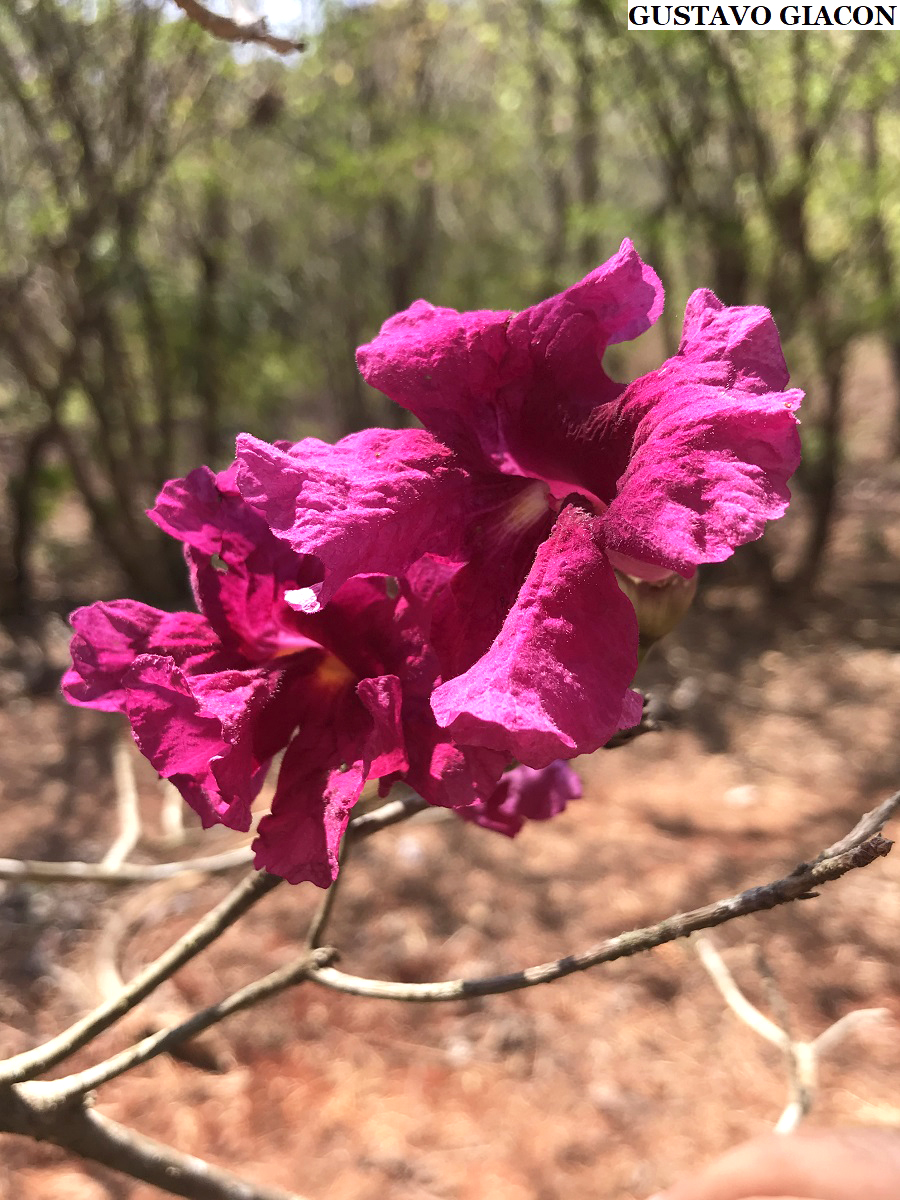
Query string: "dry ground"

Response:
xmin=0 ymin=341 xmax=899 ymax=1200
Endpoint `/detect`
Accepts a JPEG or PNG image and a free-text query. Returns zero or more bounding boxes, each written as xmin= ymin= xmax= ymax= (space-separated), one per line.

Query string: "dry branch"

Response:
xmin=0 ymin=788 xmax=895 ymax=1200
xmin=0 ymin=792 xmax=429 ymax=886
xmin=26 ymin=947 xmax=338 ymax=1104
xmin=694 ymin=935 xmax=788 ymax=1050
xmin=695 ymin=933 xmax=891 ymax=1133
xmin=814 ymin=788 xmax=900 ymax=862
xmin=0 ymin=868 xmax=282 ymax=1086
xmin=0 ymin=845 xmax=254 ymax=885
xmin=102 ymin=738 xmax=141 ymax=869
xmin=304 ymin=835 xmax=892 ymax=1003
xmin=0 ymin=792 xmax=427 ymax=1085
xmin=170 ymin=0 xmax=305 ymax=54
xmin=8 ymin=807 xmax=891 ymax=1120
xmin=159 ymin=779 xmax=188 ymax=845
xmin=0 ymin=1091 xmax=306 ymax=1200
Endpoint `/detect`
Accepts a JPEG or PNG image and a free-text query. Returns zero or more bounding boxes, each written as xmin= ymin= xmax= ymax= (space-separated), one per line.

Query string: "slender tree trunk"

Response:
xmin=570 ymin=2 xmax=600 ymax=268
xmin=888 ymin=339 xmax=900 ymax=459
xmin=4 ymin=421 xmax=56 ymax=617
xmin=195 ymin=186 xmax=229 ymax=465
xmin=792 ymin=347 xmax=846 ymax=593
xmin=861 ymin=105 xmax=900 ymax=459
xmin=525 ymin=0 xmax=570 ymax=296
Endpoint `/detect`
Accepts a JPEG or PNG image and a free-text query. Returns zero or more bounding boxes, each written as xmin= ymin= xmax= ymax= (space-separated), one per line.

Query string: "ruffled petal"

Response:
xmin=357 ymin=239 xmax=663 ymax=495
xmin=677 ymin=288 xmax=795 ymax=393
xmin=253 ymin=671 xmax=407 ymax=886
xmin=150 ymin=466 xmax=319 ymax=660
xmin=356 ymin=300 xmax=513 ymax=467
xmin=251 ymin=753 xmax=366 ymax=888
xmin=357 ymin=674 xmax=408 ymax=777
xmin=62 ymin=601 xmax=220 ymax=712
xmin=412 ymin=475 xmax=555 ymax=677
xmin=458 ymin=761 xmax=582 ymax=837
xmin=124 ymin=656 xmax=278 ymax=828
xmin=600 ymin=291 xmax=802 ymax=576
xmin=235 ymin=428 xmax=470 ymax=611
xmin=432 ymin=504 xmax=640 ymax=769
xmin=399 ymin=727 xmax=508 ymax=811
xmin=149 ymin=466 xmax=258 ymax=560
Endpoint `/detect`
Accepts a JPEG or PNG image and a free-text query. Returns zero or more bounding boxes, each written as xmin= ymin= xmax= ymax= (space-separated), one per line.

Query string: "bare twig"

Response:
xmin=694 ymin=934 xmax=891 ymax=1134
xmin=160 ymin=779 xmax=187 ymax=846
xmin=303 ymin=836 xmax=892 ymax=1004
xmin=54 ymin=805 xmax=893 ymax=1101
xmin=812 ymin=1007 xmax=890 ymax=1056
xmin=101 ymin=739 xmax=141 ymax=869
xmin=0 ymin=789 xmax=893 ymax=1200
xmin=754 ymin=945 xmax=811 ymax=1129
xmin=0 ymin=792 xmax=429 ymax=886
xmin=0 ymin=845 xmax=254 ymax=885
xmin=93 ymin=874 xmax=214 ymax=1004
xmin=170 ymin=0 xmax=305 ymax=54
xmin=813 ymin=789 xmax=900 ymax=863
xmin=0 ymin=1092 xmax=306 ymax=1200
xmin=0 ymin=868 xmax=281 ymax=1085
xmin=694 ymin=935 xmax=788 ymax=1050
xmin=695 ymin=934 xmax=810 ymax=1128
xmin=349 ymin=790 xmax=429 ymax=837
xmin=305 ymin=842 xmax=350 ymax=950
xmin=27 ymin=947 xmax=338 ymax=1105
xmin=89 ymin=873 xmax=236 ymax=1071
xmin=0 ymin=791 xmax=429 ymax=1084
xmin=53 ymin=836 xmax=891 ymax=1101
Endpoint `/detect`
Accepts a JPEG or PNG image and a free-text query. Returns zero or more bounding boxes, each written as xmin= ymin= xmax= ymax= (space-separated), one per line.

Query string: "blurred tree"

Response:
xmin=0 ymin=0 xmax=232 ymax=611
xmin=1 ymin=1 xmax=898 ymax=618
xmin=579 ymin=19 xmax=900 ymax=592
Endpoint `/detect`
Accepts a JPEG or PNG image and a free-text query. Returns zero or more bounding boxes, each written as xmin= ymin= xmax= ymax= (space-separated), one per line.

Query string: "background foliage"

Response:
xmin=1 ymin=9 xmax=899 ymax=1198
xmin=1 ymin=1 xmax=899 ymax=617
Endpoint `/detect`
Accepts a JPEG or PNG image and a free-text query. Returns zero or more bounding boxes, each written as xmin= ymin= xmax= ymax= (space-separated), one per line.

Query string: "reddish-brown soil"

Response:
xmin=1 ymin=342 xmax=899 ymax=1200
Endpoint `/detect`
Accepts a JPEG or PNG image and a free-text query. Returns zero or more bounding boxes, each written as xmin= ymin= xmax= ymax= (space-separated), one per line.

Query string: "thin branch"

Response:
xmin=93 ymin=874 xmax=208 ymax=1002
xmin=696 ymin=934 xmax=811 ymax=1130
xmin=812 ymin=1006 xmax=889 ymax=1056
xmin=348 ymin=790 xmax=429 ymax=838
xmin=160 ymin=779 xmax=187 ymax=846
xmin=102 ymin=739 xmax=141 ymax=869
xmin=755 ymin=944 xmax=811 ymax=1129
xmin=811 ymin=34 xmax=874 ymax=163
xmin=305 ymin=842 xmax=350 ymax=950
xmin=813 ymin=789 xmax=900 ymax=863
xmin=694 ymin=935 xmax=788 ymax=1050
xmin=28 ymin=947 xmax=338 ymax=1105
xmin=0 ymin=32 xmax=71 ymax=204
xmin=0 ymin=792 xmax=430 ymax=885
xmin=170 ymin=0 xmax=305 ymax=54
xmin=0 ymin=1093 xmax=306 ymax=1200
xmin=0 ymin=792 xmax=428 ymax=1083
xmin=304 ymin=836 xmax=892 ymax=1004
xmin=0 ymin=868 xmax=281 ymax=1085
xmin=0 ymin=845 xmax=254 ymax=885
xmin=92 ymin=873 xmax=237 ymax=1074
xmin=694 ymin=933 xmax=891 ymax=1135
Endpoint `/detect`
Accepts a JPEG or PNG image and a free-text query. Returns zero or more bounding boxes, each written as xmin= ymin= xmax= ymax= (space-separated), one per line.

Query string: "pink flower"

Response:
xmin=458 ymin=761 xmax=582 ymax=837
xmin=63 ymin=464 xmax=527 ymax=886
xmin=236 ymin=240 xmax=802 ymax=768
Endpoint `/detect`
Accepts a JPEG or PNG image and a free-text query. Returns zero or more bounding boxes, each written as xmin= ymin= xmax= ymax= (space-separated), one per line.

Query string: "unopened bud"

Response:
xmin=615 ymin=570 xmax=697 ymax=657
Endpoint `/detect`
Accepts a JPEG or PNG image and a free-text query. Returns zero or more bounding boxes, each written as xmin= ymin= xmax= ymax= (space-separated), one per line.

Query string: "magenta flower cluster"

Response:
xmin=64 ymin=240 xmax=802 ymax=886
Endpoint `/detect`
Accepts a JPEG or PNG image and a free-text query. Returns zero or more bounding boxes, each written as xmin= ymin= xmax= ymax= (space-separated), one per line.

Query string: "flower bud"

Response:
xmin=615 ymin=570 xmax=697 ymax=657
